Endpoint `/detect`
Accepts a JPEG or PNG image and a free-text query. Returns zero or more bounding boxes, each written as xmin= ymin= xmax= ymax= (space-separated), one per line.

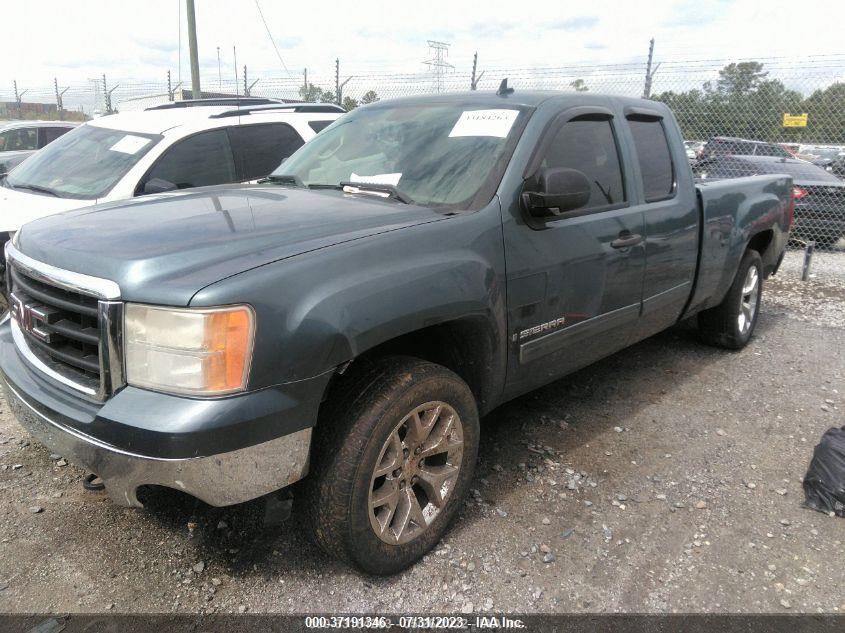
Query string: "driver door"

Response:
xmin=502 ymin=108 xmax=646 ymax=399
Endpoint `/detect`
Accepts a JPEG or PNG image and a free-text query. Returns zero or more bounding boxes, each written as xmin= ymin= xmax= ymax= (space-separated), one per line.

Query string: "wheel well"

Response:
xmin=329 ymin=318 xmax=499 ymax=414
xmin=747 ymin=230 xmax=773 ymax=258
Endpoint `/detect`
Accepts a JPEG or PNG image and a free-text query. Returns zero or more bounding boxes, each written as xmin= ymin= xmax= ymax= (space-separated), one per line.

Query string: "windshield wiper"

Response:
xmin=265 ymin=174 xmax=305 ymax=188
xmin=8 ymin=183 xmax=60 ymax=197
xmin=338 ymin=181 xmax=414 ymax=204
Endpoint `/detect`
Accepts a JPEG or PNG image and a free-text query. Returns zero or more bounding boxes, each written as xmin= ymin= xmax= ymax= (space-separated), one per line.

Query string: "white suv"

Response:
xmin=0 ymin=99 xmax=343 ymax=237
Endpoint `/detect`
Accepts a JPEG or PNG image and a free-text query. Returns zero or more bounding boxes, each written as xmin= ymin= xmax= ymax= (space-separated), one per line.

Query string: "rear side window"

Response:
xmin=628 ymin=119 xmax=675 ymax=202
xmin=0 ymin=127 xmax=38 ymax=151
xmin=542 ymin=119 xmax=626 ymax=210
xmin=40 ymin=127 xmax=71 ymax=146
xmin=144 ymin=129 xmax=236 ymax=190
xmin=755 ymin=143 xmax=789 ymax=158
xmin=308 ymin=120 xmax=333 ymax=134
xmin=228 ymin=123 xmax=304 ymax=181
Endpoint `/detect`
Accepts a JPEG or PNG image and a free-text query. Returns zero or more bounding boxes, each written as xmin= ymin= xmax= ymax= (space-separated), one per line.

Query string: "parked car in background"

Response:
xmin=696 ymin=136 xmax=793 ymax=162
xmin=694 ymin=154 xmax=845 ymax=248
xmin=0 ymin=99 xmax=344 ymax=247
xmin=684 ymin=140 xmax=704 ymax=160
xmin=0 ymin=121 xmax=77 ymax=175
xmin=810 ymin=147 xmax=845 ymax=177
xmin=1 ymin=90 xmax=791 ymax=574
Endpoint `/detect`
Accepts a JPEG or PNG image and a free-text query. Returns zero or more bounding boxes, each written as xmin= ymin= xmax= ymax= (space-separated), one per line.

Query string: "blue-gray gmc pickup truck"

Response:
xmin=0 ymin=89 xmax=792 ymax=574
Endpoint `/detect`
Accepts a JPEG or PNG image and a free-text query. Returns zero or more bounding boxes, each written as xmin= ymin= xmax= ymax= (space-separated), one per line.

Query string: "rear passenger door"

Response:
xmin=623 ymin=110 xmax=699 ymax=341
xmin=227 ymin=123 xmax=305 ymax=182
xmin=502 ymin=108 xmax=646 ymax=398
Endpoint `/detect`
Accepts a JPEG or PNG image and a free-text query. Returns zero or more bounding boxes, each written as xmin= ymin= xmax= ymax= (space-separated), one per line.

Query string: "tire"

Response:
xmin=698 ymin=249 xmax=763 ymax=350
xmin=303 ymin=356 xmax=479 ymax=575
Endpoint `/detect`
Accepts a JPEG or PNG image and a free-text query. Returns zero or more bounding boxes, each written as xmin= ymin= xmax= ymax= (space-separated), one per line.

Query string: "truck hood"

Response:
xmin=0 ymin=181 xmax=88 ymax=231
xmin=16 ymin=184 xmax=447 ymax=305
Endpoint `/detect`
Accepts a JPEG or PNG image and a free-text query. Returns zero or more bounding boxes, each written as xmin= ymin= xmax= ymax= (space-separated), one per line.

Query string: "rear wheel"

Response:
xmin=303 ymin=356 xmax=479 ymax=575
xmin=698 ymin=249 xmax=763 ymax=350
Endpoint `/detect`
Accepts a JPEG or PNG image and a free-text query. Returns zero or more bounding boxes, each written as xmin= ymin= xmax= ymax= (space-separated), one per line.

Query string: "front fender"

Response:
xmin=191 ymin=203 xmax=508 ymax=394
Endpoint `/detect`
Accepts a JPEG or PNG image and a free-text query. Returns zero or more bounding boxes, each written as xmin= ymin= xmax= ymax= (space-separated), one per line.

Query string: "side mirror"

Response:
xmin=142 ymin=178 xmax=177 ymax=195
xmin=523 ymin=168 xmax=591 ymax=218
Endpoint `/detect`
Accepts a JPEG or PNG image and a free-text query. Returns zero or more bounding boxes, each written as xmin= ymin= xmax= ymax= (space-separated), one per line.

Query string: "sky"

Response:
xmin=1 ymin=0 xmax=843 ymax=99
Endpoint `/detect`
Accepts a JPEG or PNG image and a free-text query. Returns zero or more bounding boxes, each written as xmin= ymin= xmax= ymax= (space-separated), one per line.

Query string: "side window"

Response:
xmin=40 ymin=127 xmax=71 ymax=147
xmin=628 ymin=118 xmax=675 ymax=202
xmin=542 ymin=119 xmax=626 ymax=210
xmin=308 ymin=120 xmax=333 ymax=134
xmin=0 ymin=128 xmax=38 ymax=151
xmin=756 ymin=143 xmax=787 ymax=158
xmin=227 ymin=123 xmax=304 ymax=181
xmin=143 ymin=129 xmax=236 ymax=190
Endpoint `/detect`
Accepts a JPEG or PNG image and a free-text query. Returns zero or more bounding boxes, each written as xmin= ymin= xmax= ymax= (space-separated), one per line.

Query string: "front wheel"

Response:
xmin=303 ymin=356 xmax=479 ymax=575
xmin=698 ymin=249 xmax=763 ymax=350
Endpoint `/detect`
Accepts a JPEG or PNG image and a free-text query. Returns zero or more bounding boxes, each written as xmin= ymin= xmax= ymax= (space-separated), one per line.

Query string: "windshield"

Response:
xmin=6 ymin=124 xmax=161 ymax=199
xmin=272 ymin=103 xmax=527 ymax=208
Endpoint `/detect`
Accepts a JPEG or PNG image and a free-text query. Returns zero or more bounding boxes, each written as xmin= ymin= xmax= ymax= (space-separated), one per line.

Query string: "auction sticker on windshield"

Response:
xmin=109 ymin=135 xmax=151 ymax=155
xmin=449 ymin=109 xmax=518 ymax=138
xmin=350 ymin=172 xmax=402 ymax=186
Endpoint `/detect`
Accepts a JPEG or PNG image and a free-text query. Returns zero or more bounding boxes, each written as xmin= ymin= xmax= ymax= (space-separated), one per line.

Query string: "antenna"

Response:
xmin=497 ymin=78 xmax=514 ymax=96
xmin=422 ymin=40 xmax=454 ymax=93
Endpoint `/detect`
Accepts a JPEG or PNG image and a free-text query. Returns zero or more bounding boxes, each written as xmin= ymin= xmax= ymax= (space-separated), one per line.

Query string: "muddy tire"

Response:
xmin=303 ymin=356 xmax=479 ymax=575
xmin=698 ymin=249 xmax=763 ymax=350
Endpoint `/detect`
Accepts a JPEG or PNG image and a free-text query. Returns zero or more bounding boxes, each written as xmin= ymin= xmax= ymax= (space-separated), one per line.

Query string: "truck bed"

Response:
xmin=685 ymin=175 xmax=793 ymax=317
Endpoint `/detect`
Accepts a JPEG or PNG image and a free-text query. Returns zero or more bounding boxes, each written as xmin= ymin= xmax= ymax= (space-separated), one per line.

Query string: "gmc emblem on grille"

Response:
xmin=9 ymin=292 xmax=59 ymax=344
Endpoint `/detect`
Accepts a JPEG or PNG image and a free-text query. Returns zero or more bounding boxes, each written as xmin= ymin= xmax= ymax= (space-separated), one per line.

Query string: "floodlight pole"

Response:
xmin=186 ymin=0 xmax=202 ymax=98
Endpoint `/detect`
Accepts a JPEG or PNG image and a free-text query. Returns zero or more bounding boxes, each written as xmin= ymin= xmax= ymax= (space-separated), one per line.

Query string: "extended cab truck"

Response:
xmin=0 ymin=90 xmax=791 ymax=575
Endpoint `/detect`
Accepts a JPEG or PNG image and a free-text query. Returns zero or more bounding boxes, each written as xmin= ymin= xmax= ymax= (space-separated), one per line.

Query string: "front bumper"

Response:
xmin=3 ymin=378 xmax=311 ymax=507
xmin=0 ymin=320 xmax=330 ymax=508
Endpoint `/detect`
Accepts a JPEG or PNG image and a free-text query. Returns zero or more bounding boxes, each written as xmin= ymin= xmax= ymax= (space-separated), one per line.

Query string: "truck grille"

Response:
xmin=10 ymin=267 xmax=102 ymax=385
xmin=6 ymin=243 xmax=124 ymax=400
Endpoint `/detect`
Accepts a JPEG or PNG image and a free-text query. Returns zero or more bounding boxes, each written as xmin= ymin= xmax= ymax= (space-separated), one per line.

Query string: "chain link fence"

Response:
xmin=3 ymin=55 xmax=845 ymax=250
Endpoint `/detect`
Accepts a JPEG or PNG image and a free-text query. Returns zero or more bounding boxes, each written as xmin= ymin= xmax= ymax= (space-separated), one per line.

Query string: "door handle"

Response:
xmin=610 ymin=232 xmax=643 ymax=249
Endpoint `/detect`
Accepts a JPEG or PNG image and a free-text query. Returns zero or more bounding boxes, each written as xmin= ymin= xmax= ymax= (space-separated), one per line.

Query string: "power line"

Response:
xmin=422 ymin=40 xmax=454 ymax=93
xmin=253 ymin=0 xmax=292 ymax=78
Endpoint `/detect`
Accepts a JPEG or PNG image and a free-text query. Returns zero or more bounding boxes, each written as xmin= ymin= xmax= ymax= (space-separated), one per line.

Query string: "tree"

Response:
xmin=710 ymin=61 xmax=768 ymax=98
xmin=802 ymin=82 xmax=845 ymax=144
xmin=299 ymin=82 xmax=323 ymax=102
xmin=342 ymin=96 xmax=359 ymax=111
xmin=569 ymin=79 xmax=589 ymax=92
xmin=360 ymin=90 xmax=380 ymax=104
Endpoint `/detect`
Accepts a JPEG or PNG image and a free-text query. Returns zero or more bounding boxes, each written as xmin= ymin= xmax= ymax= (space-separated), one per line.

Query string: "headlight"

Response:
xmin=124 ymin=304 xmax=255 ymax=396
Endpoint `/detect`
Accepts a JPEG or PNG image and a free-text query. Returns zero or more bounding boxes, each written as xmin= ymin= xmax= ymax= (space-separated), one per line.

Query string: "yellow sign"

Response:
xmin=783 ymin=113 xmax=808 ymax=128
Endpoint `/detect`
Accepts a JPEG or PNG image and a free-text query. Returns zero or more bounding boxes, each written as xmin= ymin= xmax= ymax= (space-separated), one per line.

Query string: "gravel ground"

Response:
xmin=0 ymin=250 xmax=843 ymax=615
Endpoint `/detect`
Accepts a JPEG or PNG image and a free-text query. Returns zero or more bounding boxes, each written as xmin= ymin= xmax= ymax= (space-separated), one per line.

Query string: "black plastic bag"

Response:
xmin=803 ymin=426 xmax=845 ymax=517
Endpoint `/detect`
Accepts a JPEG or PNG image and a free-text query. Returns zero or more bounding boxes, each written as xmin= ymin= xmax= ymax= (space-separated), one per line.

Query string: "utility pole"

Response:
xmin=303 ymin=68 xmax=308 ymax=96
xmin=217 ymin=47 xmax=222 ymax=90
xmin=423 ymin=40 xmax=454 ymax=93
xmin=244 ymin=65 xmax=259 ymax=97
xmin=55 ymin=78 xmax=69 ymax=116
xmin=102 ymin=74 xmax=119 ymax=113
xmin=233 ymin=46 xmax=238 ymax=95
xmin=186 ymin=0 xmax=201 ymax=99
xmin=334 ymin=59 xmax=352 ymax=106
xmin=470 ymin=51 xmax=485 ymax=90
xmin=643 ymin=37 xmax=660 ymax=99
